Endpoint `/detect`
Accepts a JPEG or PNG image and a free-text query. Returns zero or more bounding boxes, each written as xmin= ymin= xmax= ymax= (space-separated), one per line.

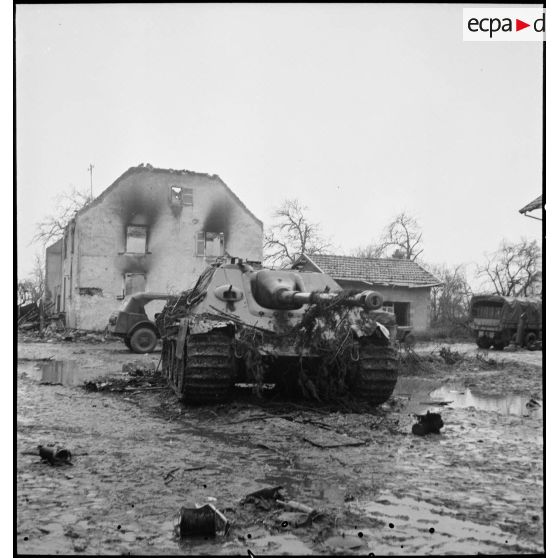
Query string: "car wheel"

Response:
xmin=492 ymin=339 xmax=505 ymax=351
xmin=476 ymin=336 xmax=491 ymax=350
xmin=129 ymin=327 xmax=158 ymax=354
xmin=524 ymin=332 xmax=538 ymax=350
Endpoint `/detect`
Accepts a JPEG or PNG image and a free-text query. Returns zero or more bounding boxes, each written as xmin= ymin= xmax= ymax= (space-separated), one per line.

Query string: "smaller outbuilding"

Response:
xmin=292 ymin=253 xmax=441 ymax=332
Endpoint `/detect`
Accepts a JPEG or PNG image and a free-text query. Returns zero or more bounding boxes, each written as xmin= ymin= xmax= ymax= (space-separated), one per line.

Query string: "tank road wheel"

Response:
xmin=476 ymin=336 xmax=491 ymax=350
xmin=182 ymin=330 xmax=235 ymax=404
xmin=129 ymin=327 xmax=158 ymax=354
xmin=351 ymin=340 xmax=399 ymax=406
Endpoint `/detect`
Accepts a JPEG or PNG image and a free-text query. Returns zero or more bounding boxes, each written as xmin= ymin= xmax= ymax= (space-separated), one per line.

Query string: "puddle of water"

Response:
xmin=25 ymin=360 xmax=119 ymax=387
xmin=358 ymin=492 xmax=534 ymax=554
xmin=429 ymin=386 xmax=542 ymax=419
xmin=395 ymin=377 xmax=542 ymax=419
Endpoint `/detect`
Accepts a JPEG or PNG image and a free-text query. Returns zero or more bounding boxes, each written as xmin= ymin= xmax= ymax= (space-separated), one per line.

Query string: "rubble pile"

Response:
xmin=18 ymin=326 xmax=109 ymax=344
xmin=82 ymin=360 xmax=164 ymax=392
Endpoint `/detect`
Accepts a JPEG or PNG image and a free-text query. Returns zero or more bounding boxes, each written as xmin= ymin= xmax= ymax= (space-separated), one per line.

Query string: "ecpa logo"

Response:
xmin=463 ymin=8 xmax=545 ymax=42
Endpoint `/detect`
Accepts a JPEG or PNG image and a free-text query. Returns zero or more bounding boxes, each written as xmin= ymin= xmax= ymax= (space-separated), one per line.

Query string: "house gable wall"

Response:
xmin=62 ymin=169 xmax=262 ymax=330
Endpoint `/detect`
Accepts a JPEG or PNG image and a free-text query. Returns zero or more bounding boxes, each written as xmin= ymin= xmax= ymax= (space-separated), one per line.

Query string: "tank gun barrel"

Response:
xmin=275 ymin=289 xmax=383 ymax=310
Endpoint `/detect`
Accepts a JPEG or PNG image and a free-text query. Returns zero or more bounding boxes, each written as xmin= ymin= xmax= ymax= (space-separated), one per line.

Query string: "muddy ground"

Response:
xmin=17 ymin=336 xmax=543 ymax=555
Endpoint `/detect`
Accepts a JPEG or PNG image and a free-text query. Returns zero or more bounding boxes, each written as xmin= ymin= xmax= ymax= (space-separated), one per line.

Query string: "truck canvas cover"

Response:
xmin=471 ymin=295 xmax=542 ymax=328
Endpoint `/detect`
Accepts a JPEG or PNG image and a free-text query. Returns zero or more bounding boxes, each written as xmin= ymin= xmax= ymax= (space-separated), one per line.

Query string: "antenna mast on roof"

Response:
xmin=87 ymin=163 xmax=94 ymax=200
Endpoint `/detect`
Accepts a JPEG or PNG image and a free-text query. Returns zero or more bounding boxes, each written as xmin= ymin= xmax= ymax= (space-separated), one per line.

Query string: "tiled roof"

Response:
xmin=519 ymin=195 xmax=543 ymax=214
xmin=296 ymin=254 xmax=441 ymax=288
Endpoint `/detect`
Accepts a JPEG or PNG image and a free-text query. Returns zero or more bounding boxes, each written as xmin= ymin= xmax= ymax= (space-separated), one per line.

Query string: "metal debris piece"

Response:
xmin=302 ymin=429 xmax=365 ymax=448
xmin=242 ymin=486 xmax=284 ymax=504
xmin=174 ymin=504 xmax=230 ymax=538
xmin=38 ymin=445 xmax=73 ymax=465
xmin=276 ymin=511 xmax=312 ymax=529
xmin=412 ymin=411 xmax=444 ymax=435
xmin=276 ymin=499 xmax=315 ymax=515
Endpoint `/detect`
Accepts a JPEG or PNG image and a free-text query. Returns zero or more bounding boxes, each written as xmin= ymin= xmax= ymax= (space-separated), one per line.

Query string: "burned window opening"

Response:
xmin=170 ymin=185 xmax=193 ymax=206
xmin=126 ymin=225 xmax=147 ymax=254
xmin=196 ymin=231 xmax=225 ymax=258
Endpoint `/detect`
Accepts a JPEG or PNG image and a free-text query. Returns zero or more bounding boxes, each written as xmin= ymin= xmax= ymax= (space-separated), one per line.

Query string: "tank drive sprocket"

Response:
xmin=351 ymin=339 xmax=399 ymax=405
xmin=182 ymin=330 xmax=235 ymax=404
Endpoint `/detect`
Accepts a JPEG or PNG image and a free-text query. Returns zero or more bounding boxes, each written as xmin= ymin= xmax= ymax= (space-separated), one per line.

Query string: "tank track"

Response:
xmin=351 ymin=342 xmax=399 ymax=405
xmin=181 ymin=331 xmax=235 ymax=404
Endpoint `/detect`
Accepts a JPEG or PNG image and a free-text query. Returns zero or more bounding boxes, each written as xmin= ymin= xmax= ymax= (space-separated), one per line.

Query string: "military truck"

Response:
xmin=156 ymin=259 xmax=400 ymax=405
xmin=470 ymin=294 xmax=542 ymax=350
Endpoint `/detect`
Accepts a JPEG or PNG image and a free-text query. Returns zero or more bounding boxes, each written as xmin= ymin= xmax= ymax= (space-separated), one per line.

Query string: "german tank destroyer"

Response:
xmin=156 ymin=259 xmax=399 ymax=404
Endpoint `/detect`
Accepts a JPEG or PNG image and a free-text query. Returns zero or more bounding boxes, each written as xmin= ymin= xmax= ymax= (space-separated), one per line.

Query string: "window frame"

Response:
xmin=169 ymin=185 xmax=194 ymax=206
xmin=125 ymin=225 xmax=148 ymax=254
xmin=196 ymin=231 xmax=225 ymax=257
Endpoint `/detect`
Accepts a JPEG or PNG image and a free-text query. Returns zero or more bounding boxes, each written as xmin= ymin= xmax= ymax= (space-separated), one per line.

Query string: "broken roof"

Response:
xmin=294 ymin=253 xmax=441 ymax=288
xmin=519 ymin=195 xmax=543 ymax=214
xmin=74 ymin=163 xmax=262 ymax=225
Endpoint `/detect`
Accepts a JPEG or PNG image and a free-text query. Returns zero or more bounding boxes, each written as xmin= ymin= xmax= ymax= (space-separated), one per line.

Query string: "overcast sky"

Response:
xmin=16 ymin=3 xmax=543 ymax=285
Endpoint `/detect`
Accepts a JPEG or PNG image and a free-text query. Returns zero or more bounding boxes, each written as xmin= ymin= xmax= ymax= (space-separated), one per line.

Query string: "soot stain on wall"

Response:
xmin=203 ymin=197 xmax=233 ymax=237
xmin=113 ymin=182 xmax=165 ymax=275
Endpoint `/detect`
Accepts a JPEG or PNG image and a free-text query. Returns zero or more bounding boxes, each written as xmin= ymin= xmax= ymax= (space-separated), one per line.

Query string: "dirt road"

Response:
xmin=17 ymin=338 xmax=543 ymax=555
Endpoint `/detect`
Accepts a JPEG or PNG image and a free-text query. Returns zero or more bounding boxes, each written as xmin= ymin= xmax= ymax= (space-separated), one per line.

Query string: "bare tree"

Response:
xmin=263 ymin=199 xmax=332 ymax=268
xmin=18 ymin=255 xmax=45 ymax=305
xmin=380 ymin=212 xmax=424 ymax=261
xmin=477 ymin=238 xmax=541 ymax=297
xmin=33 ymin=186 xmax=93 ymax=246
xmin=353 ymin=212 xmax=424 ymax=261
xmin=427 ymin=264 xmax=472 ymax=330
xmin=351 ymin=243 xmax=385 ymax=259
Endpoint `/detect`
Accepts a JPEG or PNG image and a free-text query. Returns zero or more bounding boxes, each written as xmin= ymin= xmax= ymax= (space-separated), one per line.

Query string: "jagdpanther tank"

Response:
xmin=156 ymin=258 xmax=399 ymax=405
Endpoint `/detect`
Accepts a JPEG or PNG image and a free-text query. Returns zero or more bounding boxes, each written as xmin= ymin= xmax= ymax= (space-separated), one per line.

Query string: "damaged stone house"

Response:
xmin=292 ymin=254 xmax=441 ymax=332
xmin=44 ymin=164 xmax=263 ymax=330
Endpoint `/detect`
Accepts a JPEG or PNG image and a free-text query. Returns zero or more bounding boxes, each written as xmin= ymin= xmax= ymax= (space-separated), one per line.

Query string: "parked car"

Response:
xmin=107 ymin=292 xmax=175 ymax=353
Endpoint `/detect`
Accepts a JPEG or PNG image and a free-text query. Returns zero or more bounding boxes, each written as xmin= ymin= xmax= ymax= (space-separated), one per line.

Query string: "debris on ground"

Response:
xmin=400 ymin=347 xmax=437 ymax=375
xmin=240 ymin=485 xmax=321 ymax=531
xmin=122 ymin=361 xmax=156 ymax=376
xmin=38 ymin=445 xmax=73 ymax=466
xmin=17 ymin=302 xmax=41 ymax=329
xmin=325 ymin=533 xmax=367 ymax=551
xmin=174 ymin=504 xmax=230 ymax=538
xmin=18 ymin=327 xmax=109 ymax=344
xmin=475 ymin=352 xmax=500 ymax=368
xmin=412 ymin=411 xmax=444 ymax=435
xmin=438 ymin=346 xmax=463 ymax=365
xmin=242 ymin=486 xmax=284 ymax=505
xmin=301 ymin=429 xmax=365 ymax=448
xmin=83 ymin=363 xmax=163 ymax=392
xmin=276 ymin=499 xmax=316 ymax=515
xmin=419 ymin=400 xmax=453 ymax=407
